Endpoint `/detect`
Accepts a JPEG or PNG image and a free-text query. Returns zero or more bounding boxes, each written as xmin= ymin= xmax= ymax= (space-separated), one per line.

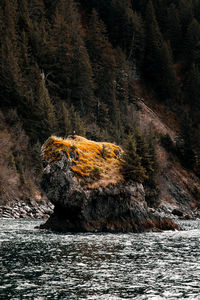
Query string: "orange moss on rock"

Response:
xmin=42 ymin=135 xmax=124 ymax=188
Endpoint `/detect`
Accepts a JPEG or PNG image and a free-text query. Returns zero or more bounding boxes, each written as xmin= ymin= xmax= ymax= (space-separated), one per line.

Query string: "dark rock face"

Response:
xmin=40 ymin=155 xmax=178 ymax=233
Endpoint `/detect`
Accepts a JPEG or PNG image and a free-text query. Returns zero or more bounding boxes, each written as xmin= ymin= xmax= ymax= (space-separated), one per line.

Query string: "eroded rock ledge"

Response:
xmin=40 ymin=136 xmax=178 ymax=232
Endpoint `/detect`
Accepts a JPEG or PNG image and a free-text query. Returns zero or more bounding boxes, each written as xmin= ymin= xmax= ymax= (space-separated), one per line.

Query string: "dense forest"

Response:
xmin=1 ymin=0 xmax=200 ymax=204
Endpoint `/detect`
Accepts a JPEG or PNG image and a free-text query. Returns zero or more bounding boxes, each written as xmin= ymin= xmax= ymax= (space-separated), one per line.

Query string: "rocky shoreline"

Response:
xmin=1 ymin=199 xmax=199 ymax=223
xmin=150 ymin=203 xmax=200 ymax=222
xmin=0 ymin=199 xmax=54 ymax=219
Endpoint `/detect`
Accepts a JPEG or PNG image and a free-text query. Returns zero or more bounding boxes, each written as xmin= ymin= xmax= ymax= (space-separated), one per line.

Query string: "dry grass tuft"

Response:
xmin=42 ymin=135 xmax=124 ymax=188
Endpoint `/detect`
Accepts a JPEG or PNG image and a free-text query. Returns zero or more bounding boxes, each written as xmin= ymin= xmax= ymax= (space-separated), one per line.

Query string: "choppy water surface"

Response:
xmin=0 ymin=219 xmax=200 ymax=300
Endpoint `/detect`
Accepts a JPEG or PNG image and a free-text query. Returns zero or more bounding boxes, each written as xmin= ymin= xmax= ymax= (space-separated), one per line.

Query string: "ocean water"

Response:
xmin=0 ymin=218 xmax=200 ymax=299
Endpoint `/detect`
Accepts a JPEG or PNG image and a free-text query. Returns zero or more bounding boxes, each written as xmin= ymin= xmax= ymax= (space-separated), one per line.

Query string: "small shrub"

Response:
xmin=92 ymin=166 xmax=102 ymax=178
xmin=99 ymin=144 xmax=107 ymax=159
xmin=70 ymin=145 xmax=77 ymax=151
xmin=70 ymin=145 xmax=79 ymax=160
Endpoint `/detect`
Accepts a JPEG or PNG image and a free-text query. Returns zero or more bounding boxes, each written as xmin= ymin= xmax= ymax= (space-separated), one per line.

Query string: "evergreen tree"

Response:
xmin=121 ymin=135 xmax=148 ymax=183
xmin=31 ymin=140 xmax=43 ymax=176
xmin=56 ymin=102 xmax=72 ymax=137
xmin=193 ymin=0 xmax=200 ymax=23
xmin=70 ymin=34 xmax=96 ymax=115
xmin=110 ymin=0 xmax=140 ymax=55
xmin=184 ymin=18 xmax=200 ymax=66
xmin=143 ymin=0 xmax=178 ymax=100
xmin=44 ymin=7 xmax=72 ymax=99
xmin=166 ymin=4 xmax=182 ymax=59
xmin=135 ymin=130 xmax=154 ymax=175
xmin=131 ymin=0 xmax=148 ymax=14
xmin=43 ymin=0 xmax=96 ymax=114
xmin=28 ymin=0 xmax=46 ymax=22
xmin=87 ymin=10 xmax=118 ymax=127
xmin=152 ymin=0 xmax=168 ymax=34
xmin=184 ymin=64 xmax=200 ymax=107
xmin=70 ymin=105 xmax=86 ymax=137
xmin=183 ymin=64 xmax=200 ymax=140
xmin=30 ymin=80 xmax=57 ymax=142
xmin=177 ymin=113 xmax=196 ymax=170
xmin=178 ymin=0 xmax=193 ymax=35
xmin=114 ymin=47 xmax=129 ymax=115
xmin=0 ymin=0 xmax=24 ymax=106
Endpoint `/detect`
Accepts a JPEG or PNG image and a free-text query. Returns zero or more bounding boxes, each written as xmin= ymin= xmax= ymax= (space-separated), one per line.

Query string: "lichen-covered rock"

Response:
xmin=40 ymin=136 xmax=178 ymax=232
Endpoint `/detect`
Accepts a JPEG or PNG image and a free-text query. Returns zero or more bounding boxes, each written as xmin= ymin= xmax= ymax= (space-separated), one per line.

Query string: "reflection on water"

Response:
xmin=0 ymin=219 xmax=200 ymax=299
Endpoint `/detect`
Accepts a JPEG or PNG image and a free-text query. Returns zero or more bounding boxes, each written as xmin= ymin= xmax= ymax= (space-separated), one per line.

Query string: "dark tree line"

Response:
xmin=1 ymin=0 xmax=200 ymax=201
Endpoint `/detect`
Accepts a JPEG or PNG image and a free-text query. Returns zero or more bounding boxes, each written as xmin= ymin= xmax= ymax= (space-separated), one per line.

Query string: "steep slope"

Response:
xmin=130 ymin=98 xmax=200 ymax=215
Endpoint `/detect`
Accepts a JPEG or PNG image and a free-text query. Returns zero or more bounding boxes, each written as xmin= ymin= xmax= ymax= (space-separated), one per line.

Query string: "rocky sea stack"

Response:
xmin=40 ymin=135 xmax=178 ymax=232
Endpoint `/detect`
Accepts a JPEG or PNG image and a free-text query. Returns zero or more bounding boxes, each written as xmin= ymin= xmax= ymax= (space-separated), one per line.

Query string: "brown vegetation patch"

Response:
xmin=42 ymin=135 xmax=124 ymax=188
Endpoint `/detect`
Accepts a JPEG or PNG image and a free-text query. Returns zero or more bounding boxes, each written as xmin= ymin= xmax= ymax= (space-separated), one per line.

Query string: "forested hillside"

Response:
xmin=1 ymin=0 xmax=200 ymax=204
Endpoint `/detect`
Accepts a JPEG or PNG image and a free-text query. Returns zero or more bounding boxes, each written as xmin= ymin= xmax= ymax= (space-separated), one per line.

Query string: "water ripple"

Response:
xmin=0 ymin=219 xmax=200 ymax=299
